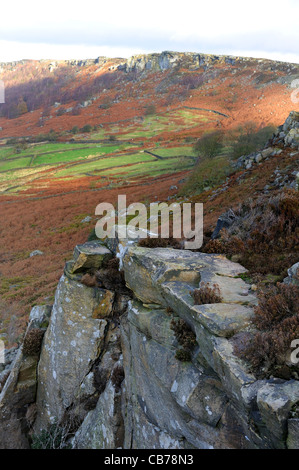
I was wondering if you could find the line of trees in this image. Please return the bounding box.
[193,123,276,161]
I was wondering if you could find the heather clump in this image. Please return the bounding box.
[191,282,222,304]
[23,328,45,356]
[170,318,197,362]
[80,257,132,296]
[234,283,299,380]
[138,236,182,249]
[203,189,299,279]
[95,257,131,295]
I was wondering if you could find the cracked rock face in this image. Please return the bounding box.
[2,236,298,449]
[35,275,108,430]
[73,359,124,449]
[0,305,52,449]
[120,300,245,449]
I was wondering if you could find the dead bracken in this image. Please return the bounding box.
[234,283,299,380]
[23,328,45,356]
[170,317,197,362]
[191,282,222,304]
[80,257,132,296]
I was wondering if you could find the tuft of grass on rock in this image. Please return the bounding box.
[171,318,197,362]
[23,328,45,356]
[191,282,222,304]
[175,349,192,362]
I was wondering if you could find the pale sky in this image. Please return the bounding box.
[0,0,298,63]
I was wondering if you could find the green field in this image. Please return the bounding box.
[0,142,87,160]
[85,109,211,141]
[99,156,195,178]
[0,157,32,171]
[0,143,134,170]
[0,107,215,193]
[0,139,195,193]
[150,146,194,157]
[54,152,155,177]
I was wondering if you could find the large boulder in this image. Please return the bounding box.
[35,275,108,430]
[123,247,256,337]
[284,262,299,287]
[6,237,296,450]
[71,241,112,274]
[123,247,249,304]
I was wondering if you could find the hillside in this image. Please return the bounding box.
[0,51,298,139]
[0,51,299,450]
[0,51,298,344]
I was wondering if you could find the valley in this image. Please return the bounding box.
[0,51,298,343]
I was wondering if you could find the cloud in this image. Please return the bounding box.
[0,0,298,63]
[0,41,150,62]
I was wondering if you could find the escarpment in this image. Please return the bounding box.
[1,50,298,74]
[1,228,299,449]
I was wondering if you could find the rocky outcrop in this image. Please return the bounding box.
[235,146,282,170]
[34,275,109,429]
[235,112,299,187]
[274,111,299,149]
[0,305,52,449]
[34,241,128,443]
[118,51,299,74]
[0,346,19,390]
[211,209,237,240]
[284,262,299,287]
[121,300,242,449]
[1,235,299,449]
[2,51,298,76]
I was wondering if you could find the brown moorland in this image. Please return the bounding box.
[0,53,298,344]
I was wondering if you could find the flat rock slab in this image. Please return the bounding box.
[71,241,112,273]
[199,272,257,305]
[123,247,256,338]
[162,281,254,338]
[123,247,248,306]
[192,303,254,337]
